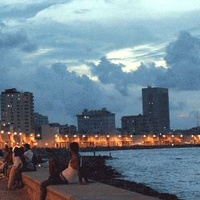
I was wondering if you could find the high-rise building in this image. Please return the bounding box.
[142,86,170,133]
[76,108,116,134]
[1,88,34,135]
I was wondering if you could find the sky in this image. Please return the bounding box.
[1,0,200,130]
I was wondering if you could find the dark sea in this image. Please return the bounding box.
[83,147,200,200]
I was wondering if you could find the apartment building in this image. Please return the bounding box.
[1,88,34,135]
[76,108,116,134]
[121,114,148,134]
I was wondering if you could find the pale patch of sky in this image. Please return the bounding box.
[140,0,200,13]
[24,48,53,60]
[106,42,168,72]
[67,64,99,81]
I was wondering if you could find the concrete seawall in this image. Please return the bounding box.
[22,168,160,200]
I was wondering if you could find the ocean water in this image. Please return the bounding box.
[83,147,200,200]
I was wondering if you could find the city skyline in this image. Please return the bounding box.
[1,1,200,130]
[0,86,178,132]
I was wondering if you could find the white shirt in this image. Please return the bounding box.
[24,149,33,161]
[61,161,78,183]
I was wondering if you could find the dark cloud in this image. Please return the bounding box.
[0,31,26,49]
[134,31,200,91]
[165,31,200,68]
[0,21,6,30]
[0,1,71,19]
[30,63,129,124]
[0,29,38,52]
[91,31,200,92]
[90,57,130,95]
[0,60,128,125]
[163,31,200,90]
[90,57,167,95]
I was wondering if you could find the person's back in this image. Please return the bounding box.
[23,143,33,160]
[23,143,37,171]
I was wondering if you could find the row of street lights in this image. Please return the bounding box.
[1,130,200,148]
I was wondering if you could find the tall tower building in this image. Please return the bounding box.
[1,88,34,135]
[142,86,170,133]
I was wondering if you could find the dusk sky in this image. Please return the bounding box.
[1,0,200,130]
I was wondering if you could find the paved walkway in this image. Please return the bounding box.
[0,176,28,200]
[1,172,159,200]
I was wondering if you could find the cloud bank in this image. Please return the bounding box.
[1,1,200,130]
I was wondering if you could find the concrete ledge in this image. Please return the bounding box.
[22,168,159,200]
[22,169,48,200]
[46,185,74,200]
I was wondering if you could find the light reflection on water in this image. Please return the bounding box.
[82,147,200,200]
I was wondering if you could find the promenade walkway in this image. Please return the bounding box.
[0,172,159,200]
[0,176,28,200]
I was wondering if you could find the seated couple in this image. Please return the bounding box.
[40,142,90,200]
[6,144,38,190]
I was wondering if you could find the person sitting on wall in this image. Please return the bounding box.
[0,146,13,176]
[40,142,82,200]
[7,146,24,190]
[23,143,38,171]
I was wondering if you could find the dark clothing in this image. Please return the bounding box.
[3,149,13,164]
[40,174,68,200]
[40,158,68,200]
[0,149,3,157]
[2,148,13,176]
[78,154,89,184]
